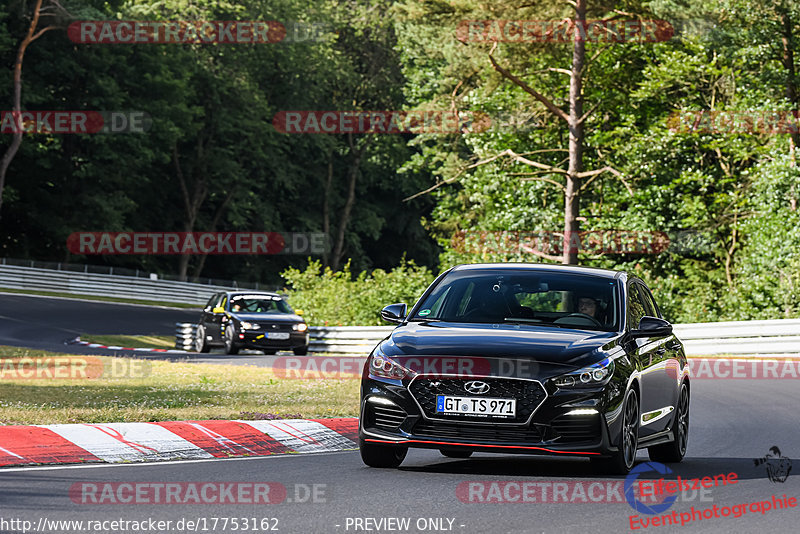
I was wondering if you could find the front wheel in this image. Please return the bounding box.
[195,325,210,353]
[594,388,639,475]
[293,346,309,356]
[359,439,407,468]
[224,325,240,355]
[648,383,689,463]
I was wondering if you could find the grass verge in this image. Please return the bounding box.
[0,346,359,425]
[0,287,200,309]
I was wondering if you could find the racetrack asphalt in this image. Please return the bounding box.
[0,293,310,367]
[0,375,798,534]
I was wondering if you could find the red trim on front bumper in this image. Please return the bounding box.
[363,438,601,455]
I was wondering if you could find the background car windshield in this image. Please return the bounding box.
[230,297,293,314]
[411,270,619,331]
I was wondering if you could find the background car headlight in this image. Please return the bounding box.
[368,349,415,381]
[293,323,308,332]
[552,357,614,388]
[240,321,259,330]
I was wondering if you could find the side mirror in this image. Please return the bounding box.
[380,303,407,324]
[631,316,673,337]
[295,309,304,316]
[212,306,225,314]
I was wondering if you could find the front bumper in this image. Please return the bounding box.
[238,331,309,350]
[359,375,624,457]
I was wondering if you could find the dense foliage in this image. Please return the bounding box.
[2,0,800,323]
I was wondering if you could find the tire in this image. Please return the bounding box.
[594,388,639,475]
[263,349,277,355]
[440,448,473,459]
[224,325,240,355]
[195,325,210,353]
[359,438,407,468]
[648,383,689,463]
[293,346,309,356]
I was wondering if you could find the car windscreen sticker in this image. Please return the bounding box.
[419,309,431,316]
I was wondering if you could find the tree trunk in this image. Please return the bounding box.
[331,140,362,271]
[562,0,587,265]
[780,7,799,149]
[322,150,334,267]
[173,143,207,281]
[190,186,237,281]
[0,0,55,222]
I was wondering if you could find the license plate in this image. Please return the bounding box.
[267,332,290,340]
[436,395,516,417]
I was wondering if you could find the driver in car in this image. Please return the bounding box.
[577,297,599,319]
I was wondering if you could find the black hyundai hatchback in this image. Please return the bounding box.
[359,264,690,474]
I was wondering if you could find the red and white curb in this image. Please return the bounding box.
[66,336,186,353]
[0,418,358,467]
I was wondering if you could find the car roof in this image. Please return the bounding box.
[450,262,626,280]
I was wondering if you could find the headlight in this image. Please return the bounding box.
[240,322,259,330]
[552,357,614,388]
[293,323,308,332]
[368,348,415,381]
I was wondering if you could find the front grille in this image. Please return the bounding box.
[412,420,543,443]
[369,404,408,431]
[409,377,547,424]
[550,415,600,443]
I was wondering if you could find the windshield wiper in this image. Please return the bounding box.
[503,318,567,328]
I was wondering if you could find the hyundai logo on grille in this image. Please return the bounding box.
[464,380,490,395]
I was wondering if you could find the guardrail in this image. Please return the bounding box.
[0,264,236,305]
[175,320,800,356]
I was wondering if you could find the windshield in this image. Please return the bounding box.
[229,295,293,314]
[410,269,619,331]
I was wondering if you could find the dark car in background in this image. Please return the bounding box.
[195,291,309,355]
[359,263,690,474]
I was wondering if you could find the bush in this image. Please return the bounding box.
[281,259,436,326]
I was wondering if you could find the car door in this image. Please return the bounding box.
[200,293,219,329]
[626,279,662,438]
[638,282,682,432]
[208,293,228,343]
